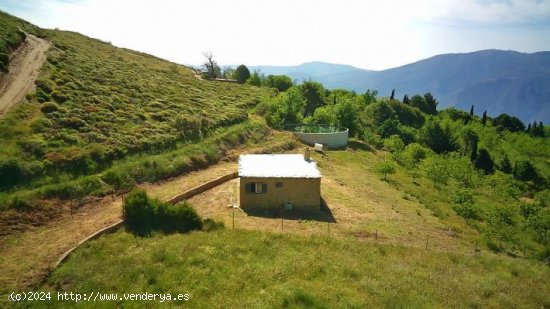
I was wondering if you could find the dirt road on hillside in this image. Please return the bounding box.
[0,34,49,116]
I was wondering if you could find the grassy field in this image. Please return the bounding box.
[38,228,549,308]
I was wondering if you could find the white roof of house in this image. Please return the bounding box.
[238,154,321,178]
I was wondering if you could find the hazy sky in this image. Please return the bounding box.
[1,0,549,70]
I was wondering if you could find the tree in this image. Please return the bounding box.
[300,82,325,117]
[470,140,478,162]
[264,87,306,128]
[498,154,513,174]
[531,121,544,137]
[310,105,336,125]
[423,93,438,115]
[247,70,262,86]
[421,155,449,187]
[376,161,396,181]
[202,52,221,79]
[452,188,479,220]
[481,110,488,126]
[526,123,532,133]
[361,89,378,105]
[384,135,405,153]
[485,206,516,249]
[334,98,358,136]
[377,119,400,138]
[365,101,396,127]
[492,113,525,132]
[475,148,494,174]
[514,160,539,182]
[526,207,550,242]
[402,94,410,104]
[390,89,395,100]
[469,105,474,116]
[460,128,479,158]
[222,66,235,79]
[265,75,293,92]
[234,64,250,84]
[409,93,438,115]
[419,120,457,154]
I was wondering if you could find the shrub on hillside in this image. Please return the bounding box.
[123,189,203,235]
[156,202,203,233]
[51,90,68,103]
[40,102,60,114]
[0,53,9,67]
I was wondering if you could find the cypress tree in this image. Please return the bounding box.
[470,140,478,162]
[499,154,513,174]
[402,94,410,104]
[481,110,487,126]
[475,148,494,174]
[390,89,395,100]
[470,105,474,116]
[531,121,544,137]
[526,123,531,133]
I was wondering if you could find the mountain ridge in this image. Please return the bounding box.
[244,50,550,123]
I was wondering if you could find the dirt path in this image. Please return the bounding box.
[0,161,237,294]
[0,34,49,116]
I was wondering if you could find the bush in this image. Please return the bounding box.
[123,189,155,234]
[0,158,33,189]
[35,79,54,94]
[156,202,203,233]
[35,88,50,103]
[51,90,68,103]
[123,189,203,235]
[0,53,9,67]
[40,102,60,114]
[202,218,225,231]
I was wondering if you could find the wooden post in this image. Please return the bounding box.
[425,235,429,250]
[232,212,235,230]
[281,217,284,231]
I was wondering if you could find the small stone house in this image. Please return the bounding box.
[238,150,321,212]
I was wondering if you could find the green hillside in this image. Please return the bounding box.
[0,20,273,210]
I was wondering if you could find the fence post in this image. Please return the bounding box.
[425,235,429,250]
[232,212,235,230]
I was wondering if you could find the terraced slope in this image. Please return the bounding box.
[0,22,273,197]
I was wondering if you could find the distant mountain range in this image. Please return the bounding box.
[246,50,550,123]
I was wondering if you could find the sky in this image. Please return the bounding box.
[1,0,549,70]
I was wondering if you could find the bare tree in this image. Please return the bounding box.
[202,51,221,79]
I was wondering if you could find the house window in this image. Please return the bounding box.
[275,181,283,188]
[246,182,267,194]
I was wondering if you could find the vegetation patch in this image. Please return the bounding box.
[42,229,549,308]
[123,189,203,235]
